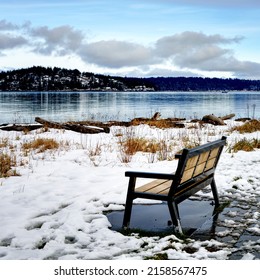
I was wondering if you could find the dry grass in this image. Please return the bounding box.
[121,137,159,155]
[22,138,59,153]
[117,130,176,163]
[118,137,158,163]
[232,138,260,152]
[130,119,182,129]
[1,135,60,178]
[231,119,260,134]
[0,138,9,148]
[0,153,17,178]
[86,142,102,167]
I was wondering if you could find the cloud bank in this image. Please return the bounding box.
[1,20,260,79]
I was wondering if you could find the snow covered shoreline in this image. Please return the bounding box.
[0,121,259,260]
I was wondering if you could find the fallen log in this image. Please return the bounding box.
[202,114,225,125]
[35,117,110,134]
[235,118,251,122]
[219,113,235,120]
[35,117,63,129]
[0,124,42,132]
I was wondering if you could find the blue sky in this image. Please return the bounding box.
[1,0,260,79]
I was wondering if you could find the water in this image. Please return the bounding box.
[0,91,259,123]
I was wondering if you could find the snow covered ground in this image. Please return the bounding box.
[0,121,259,260]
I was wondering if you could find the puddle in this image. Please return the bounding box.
[106,194,259,259]
[107,197,259,259]
[107,199,217,236]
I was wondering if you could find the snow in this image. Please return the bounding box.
[0,121,259,260]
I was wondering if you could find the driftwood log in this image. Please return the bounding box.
[201,113,235,125]
[235,118,251,122]
[191,113,235,125]
[220,114,235,120]
[202,114,225,125]
[0,124,42,132]
[35,117,110,134]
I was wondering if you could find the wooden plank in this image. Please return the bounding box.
[209,147,219,159]
[158,181,174,195]
[197,151,210,164]
[180,168,195,183]
[185,155,199,170]
[193,162,206,176]
[136,179,168,192]
[156,180,172,194]
[136,179,172,194]
[205,158,216,171]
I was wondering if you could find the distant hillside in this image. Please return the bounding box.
[0,66,260,91]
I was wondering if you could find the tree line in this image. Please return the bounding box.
[0,66,260,91]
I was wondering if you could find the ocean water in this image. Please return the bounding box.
[0,91,259,123]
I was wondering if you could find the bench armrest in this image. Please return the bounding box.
[125,171,175,180]
[175,154,182,159]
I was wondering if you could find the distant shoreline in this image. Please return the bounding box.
[1,90,260,93]
[1,66,260,92]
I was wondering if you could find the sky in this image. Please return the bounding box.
[1,0,260,79]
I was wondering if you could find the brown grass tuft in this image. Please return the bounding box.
[232,138,260,152]
[0,153,17,178]
[22,138,59,153]
[130,119,181,129]
[231,119,260,134]
[121,137,159,155]
[0,138,9,148]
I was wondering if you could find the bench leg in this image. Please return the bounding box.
[122,176,136,229]
[122,196,133,229]
[167,201,183,234]
[211,178,220,207]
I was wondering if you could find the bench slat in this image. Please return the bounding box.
[209,147,219,159]
[180,168,194,183]
[185,155,199,169]
[136,179,172,195]
[205,157,217,171]
[198,151,210,164]
[193,162,206,176]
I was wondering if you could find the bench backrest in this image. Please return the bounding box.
[170,136,227,196]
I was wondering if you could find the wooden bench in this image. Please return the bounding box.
[122,136,227,233]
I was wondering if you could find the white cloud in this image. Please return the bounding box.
[156,32,241,54]
[0,34,28,50]
[78,40,155,68]
[0,20,19,31]
[29,25,84,55]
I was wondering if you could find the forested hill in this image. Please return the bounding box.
[0,66,260,91]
